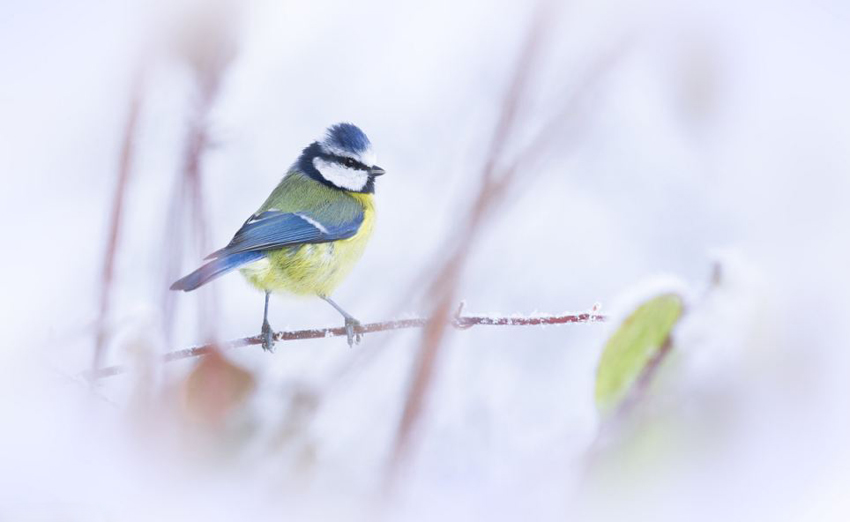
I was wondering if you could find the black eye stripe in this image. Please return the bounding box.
[328,154,368,171]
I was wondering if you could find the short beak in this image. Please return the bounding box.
[369,165,386,177]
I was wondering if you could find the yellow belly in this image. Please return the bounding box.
[239,194,375,297]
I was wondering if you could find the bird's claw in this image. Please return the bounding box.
[261,320,275,352]
[344,317,362,348]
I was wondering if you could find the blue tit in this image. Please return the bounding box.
[171,123,385,350]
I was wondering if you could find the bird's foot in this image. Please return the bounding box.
[344,317,362,348]
[261,320,275,352]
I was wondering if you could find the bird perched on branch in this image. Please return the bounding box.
[171,123,385,350]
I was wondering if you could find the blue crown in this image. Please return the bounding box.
[324,123,371,154]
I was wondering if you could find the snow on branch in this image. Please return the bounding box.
[84,308,606,380]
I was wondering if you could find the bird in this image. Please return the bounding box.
[170,123,385,351]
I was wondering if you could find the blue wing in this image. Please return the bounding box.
[206,210,364,259]
[171,210,363,292]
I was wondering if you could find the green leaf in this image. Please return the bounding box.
[595,293,684,414]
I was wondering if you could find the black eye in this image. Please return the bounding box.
[344,158,356,168]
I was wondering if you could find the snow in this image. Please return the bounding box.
[600,273,690,332]
[3,0,850,520]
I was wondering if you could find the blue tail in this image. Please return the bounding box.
[170,251,265,291]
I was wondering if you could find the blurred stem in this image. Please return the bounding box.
[161,71,222,346]
[91,69,144,376]
[381,2,629,489]
[383,0,555,489]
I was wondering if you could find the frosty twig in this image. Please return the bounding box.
[84,309,605,380]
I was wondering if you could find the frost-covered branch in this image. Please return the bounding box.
[84,309,605,380]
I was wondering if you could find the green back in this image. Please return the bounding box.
[258,170,364,226]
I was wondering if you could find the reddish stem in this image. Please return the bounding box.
[92,73,143,375]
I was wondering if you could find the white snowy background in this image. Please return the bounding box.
[2,0,850,520]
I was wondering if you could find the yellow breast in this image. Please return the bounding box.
[239,193,375,297]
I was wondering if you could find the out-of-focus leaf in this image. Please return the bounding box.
[181,349,255,427]
[595,293,684,414]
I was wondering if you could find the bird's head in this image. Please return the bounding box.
[297,123,386,193]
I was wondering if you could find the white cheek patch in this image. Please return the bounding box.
[313,157,369,191]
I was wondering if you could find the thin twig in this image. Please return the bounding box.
[382,4,631,488]
[82,311,605,380]
[92,68,144,375]
[385,0,559,487]
[161,16,235,345]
